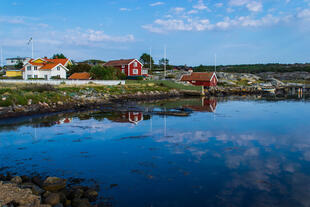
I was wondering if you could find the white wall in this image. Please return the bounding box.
[0,79,125,85]
[23,65,67,80]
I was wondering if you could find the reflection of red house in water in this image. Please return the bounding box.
[56,118,72,124]
[180,72,218,87]
[185,98,217,112]
[109,112,144,125]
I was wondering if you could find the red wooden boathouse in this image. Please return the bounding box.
[180,72,218,87]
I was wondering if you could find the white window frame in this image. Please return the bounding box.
[133,69,138,74]
[27,75,32,79]
[34,66,38,70]
[122,65,125,69]
[27,66,31,71]
[57,66,60,71]
[133,62,138,67]
[34,75,38,78]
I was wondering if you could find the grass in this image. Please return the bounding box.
[0,81,183,107]
[126,80,202,91]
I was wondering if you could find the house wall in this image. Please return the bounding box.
[23,65,67,80]
[128,60,142,76]
[6,70,22,77]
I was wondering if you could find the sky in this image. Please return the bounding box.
[0,0,310,66]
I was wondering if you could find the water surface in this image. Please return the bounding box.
[0,97,310,207]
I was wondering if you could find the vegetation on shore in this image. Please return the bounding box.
[0,81,186,107]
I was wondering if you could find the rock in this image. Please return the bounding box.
[32,185,45,195]
[32,176,44,187]
[10,176,22,184]
[44,193,60,206]
[57,101,63,106]
[40,205,52,207]
[72,198,91,207]
[28,99,32,105]
[83,189,98,202]
[21,175,31,183]
[43,177,67,192]
[53,204,63,207]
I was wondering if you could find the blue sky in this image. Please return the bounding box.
[0,0,310,66]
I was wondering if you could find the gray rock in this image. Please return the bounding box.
[32,185,45,195]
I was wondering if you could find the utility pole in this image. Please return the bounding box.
[164,45,167,79]
[214,53,217,72]
[149,47,152,71]
[0,47,3,68]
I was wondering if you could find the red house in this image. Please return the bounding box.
[104,59,147,77]
[180,72,218,87]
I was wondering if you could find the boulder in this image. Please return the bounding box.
[44,193,60,206]
[43,177,67,192]
[32,185,45,195]
[83,189,98,202]
[10,176,22,184]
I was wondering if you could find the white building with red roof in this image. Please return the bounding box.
[22,57,72,80]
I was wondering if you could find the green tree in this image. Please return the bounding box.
[90,65,126,80]
[159,58,169,66]
[67,64,92,76]
[15,60,24,69]
[139,53,154,69]
[52,53,67,59]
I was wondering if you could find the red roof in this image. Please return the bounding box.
[22,58,69,70]
[104,59,135,67]
[181,72,216,81]
[68,72,91,80]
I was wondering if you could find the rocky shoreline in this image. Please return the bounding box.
[0,174,99,207]
[0,90,182,119]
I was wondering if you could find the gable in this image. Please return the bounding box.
[32,58,45,63]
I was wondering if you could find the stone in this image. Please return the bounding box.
[32,176,44,187]
[21,175,31,183]
[83,189,98,202]
[43,177,67,192]
[72,198,91,207]
[32,185,45,195]
[44,193,60,206]
[53,204,64,207]
[10,176,22,184]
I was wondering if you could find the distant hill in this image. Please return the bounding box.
[78,59,106,65]
[193,63,310,73]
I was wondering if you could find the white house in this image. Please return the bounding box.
[22,58,71,80]
[6,57,31,66]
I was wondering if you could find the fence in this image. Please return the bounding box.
[0,79,125,85]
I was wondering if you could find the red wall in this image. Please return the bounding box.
[114,60,143,77]
[188,75,217,87]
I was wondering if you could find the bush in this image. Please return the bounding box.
[22,84,57,92]
[90,65,125,80]
[50,76,62,80]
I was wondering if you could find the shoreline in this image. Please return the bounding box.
[0,84,307,120]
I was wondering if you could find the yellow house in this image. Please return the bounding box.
[6,70,23,77]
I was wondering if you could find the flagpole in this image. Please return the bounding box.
[164,45,166,79]
[32,39,34,59]
[149,47,152,71]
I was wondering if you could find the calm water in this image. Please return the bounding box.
[1,97,310,207]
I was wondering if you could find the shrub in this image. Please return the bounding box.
[22,84,57,92]
[90,65,125,80]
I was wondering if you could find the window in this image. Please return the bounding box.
[34,75,38,78]
[133,62,138,67]
[133,69,138,74]
[27,75,32,79]
[57,66,60,71]
[122,69,125,73]
[11,60,14,63]
[122,65,125,69]
[44,75,48,80]
[27,66,31,71]
[34,66,38,70]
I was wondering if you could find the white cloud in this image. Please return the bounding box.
[143,14,285,33]
[150,2,164,7]
[188,10,199,14]
[246,1,263,12]
[229,0,263,12]
[193,0,210,11]
[215,3,224,8]
[172,7,186,13]
[297,9,310,20]
[119,8,131,11]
